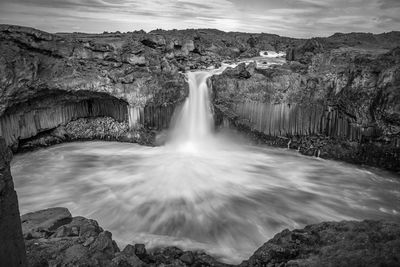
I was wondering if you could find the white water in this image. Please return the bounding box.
[259,51,286,58]
[11,68,400,264]
[167,70,217,150]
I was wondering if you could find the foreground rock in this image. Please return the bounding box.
[22,208,400,267]
[22,207,227,267]
[0,138,27,266]
[242,220,400,267]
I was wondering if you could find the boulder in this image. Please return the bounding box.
[21,207,72,239]
[242,220,400,267]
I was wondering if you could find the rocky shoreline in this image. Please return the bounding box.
[21,207,400,267]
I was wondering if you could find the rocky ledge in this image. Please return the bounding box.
[17,116,155,152]
[22,207,400,267]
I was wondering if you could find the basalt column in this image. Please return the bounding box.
[0,92,129,148]
[232,101,362,140]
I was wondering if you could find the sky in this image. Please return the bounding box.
[0,0,399,38]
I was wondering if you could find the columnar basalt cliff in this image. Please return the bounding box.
[211,33,400,172]
[0,25,300,150]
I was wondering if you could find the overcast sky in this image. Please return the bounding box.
[0,0,399,37]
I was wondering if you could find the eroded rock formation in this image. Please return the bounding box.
[21,207,400,267]
[0,138,27,266]
[0,25,191,149]
[211,35,400,171]
[0,25,302,150]
[242,220,400,267]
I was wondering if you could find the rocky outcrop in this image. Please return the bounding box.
[17,116,155,151]
[211,42,400,171]
[22,207,120,267]
[0,25,190,149]
[0,137,27,266]
[242,220,400,267]
[0,25,303,149]
[21,207,400,267]
[0,95,128,149]
[21,207,227,267]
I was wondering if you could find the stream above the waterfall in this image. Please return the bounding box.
[10,64,400,264]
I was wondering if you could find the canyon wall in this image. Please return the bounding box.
[0,25,302,149]
[0,98,128,147]
[212,39,400,171]
[0,138,27,266]
[232,101,361,140]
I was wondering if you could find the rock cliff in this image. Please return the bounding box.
[211,33,400,172]
[0,25,299,150]
[0,138,27,266]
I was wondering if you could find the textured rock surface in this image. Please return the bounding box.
[0,25,191,148]
[17,116,155,151]
[0,137,27,266]
[22,208,120,267]
[21,208,400,267]
[211,35,400,171]
[0,25,302,149]
[242,220,400,267]
[21,207,228,267]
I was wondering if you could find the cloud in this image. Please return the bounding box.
[0,0,398,37]
[379,0,400,9]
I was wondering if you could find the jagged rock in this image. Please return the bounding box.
[223,63,251,79]
[16,207,400,267]
[134,244,147,258]
[242,220,400,267]
[21,207,72,239]
[0,138,27,266]
[17,116,157,151]
[211,46,400,172]
[22,209,121,267]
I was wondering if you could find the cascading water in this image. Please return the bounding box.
[10,66,400,263]
[167,71,215,150]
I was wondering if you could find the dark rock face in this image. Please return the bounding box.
[0,137,27,266]
[21,207,228,267]
[21,208,400,267]
[0,25,191,149]
[22,208,120,267]
[211,36,400,172]
[0,25,301,149]
[242,220,400,267]
[17,116,156,151]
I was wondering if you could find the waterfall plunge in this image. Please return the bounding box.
[12,64,400,264]
[167,68,226,152]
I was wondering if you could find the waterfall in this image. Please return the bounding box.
[167,67,226,151]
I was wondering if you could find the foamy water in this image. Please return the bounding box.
[10,66,400,264]
[11,139,400,263]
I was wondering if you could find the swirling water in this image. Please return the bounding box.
[11,68,400,264]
